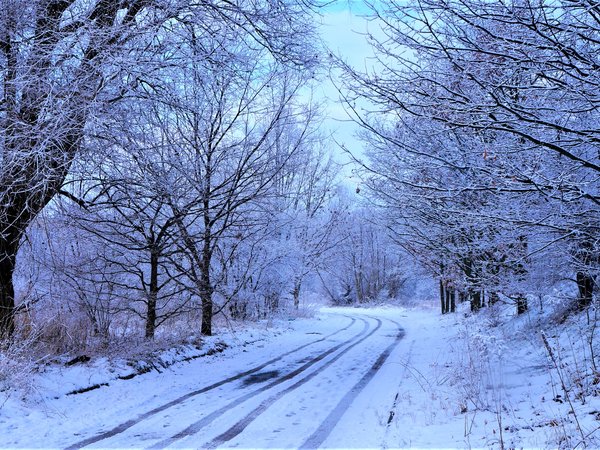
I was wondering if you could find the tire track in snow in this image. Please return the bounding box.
[149,317,376,450]
[201,317,387,450]
[65,314,357,450]
[299,317,405,449]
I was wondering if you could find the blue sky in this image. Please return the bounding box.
[315,4,383,185]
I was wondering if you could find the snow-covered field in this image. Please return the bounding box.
[2,304,599,449]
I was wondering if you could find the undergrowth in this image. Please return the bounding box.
[450,298,600,449]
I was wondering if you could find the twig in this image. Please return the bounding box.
[541,331,587,447]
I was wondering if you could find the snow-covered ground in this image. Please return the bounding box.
[2,304,599,449]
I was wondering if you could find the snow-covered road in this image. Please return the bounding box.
[6,308,413,449]
[7,305,597,449]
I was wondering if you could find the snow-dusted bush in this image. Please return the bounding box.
[0,331,42,406]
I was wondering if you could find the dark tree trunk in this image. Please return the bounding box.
[145,251,159,339]
[0,221,26,339]
[470,289,481,312]
[293,279,302,309]
[444,286,451,313]
[0,249,16,338]
[439,279,446,314]
[201,291,213,336]
[516,295,528,315]
[173,200,214,335]
[514,235,529,315]
[200,225,213,336]
[449,289,456,313]
[489,292,500,306]
[464,258,481,312]
[0,187,68,339]
[576,271,595,310]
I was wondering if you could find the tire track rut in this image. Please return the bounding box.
[65,314,357,450]
[148,316,373,449]
[201,317,387,449]
[300,317,405,449]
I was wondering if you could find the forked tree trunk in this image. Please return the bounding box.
[444,286,452,313]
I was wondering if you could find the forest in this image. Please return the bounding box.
[0,0,599,448]
[342,0,600,319]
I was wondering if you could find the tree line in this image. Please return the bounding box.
[342,0,599,314]
[0,0,409,347]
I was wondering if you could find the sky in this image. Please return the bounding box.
[314,4,383,186]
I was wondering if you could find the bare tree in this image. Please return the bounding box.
[0,0,157,337]
[317,202,404,306]
[161,63,317,335]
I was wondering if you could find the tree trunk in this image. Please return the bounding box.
[489,292,500,306]
[444,286,452,313]
[516,295,528,315]
[0,196,60,339]
[0,248,16,338]
[576,271,595,310]
[464,258,481,312]
[201,292,213,336]
[293,279,302,309]
[171,205,214,335]
[200,230,213,336]
[354,269,364,303]
[514,235,529,315]
[145,250,159,339]
[470,289,481,312]
[439,279,446,314]
[449,289,456,313]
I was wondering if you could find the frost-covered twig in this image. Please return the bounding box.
[541,331,586,447]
